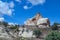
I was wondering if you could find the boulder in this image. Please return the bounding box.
[24,12,50,28]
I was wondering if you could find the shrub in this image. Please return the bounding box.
[45,31,60,40]
[33,29,41,38]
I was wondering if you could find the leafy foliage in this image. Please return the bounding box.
[51,22,59,30]
[33,29,41,38]
[10,26,17,29]
[2,21,8,27]
[10,25,19,32]
[45,31,60,40]
[10,24,19,29]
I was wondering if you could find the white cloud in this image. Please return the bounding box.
[23,0,45,10]
[23,5,32,10]
[8,22,15,25]
[15,0,21,3]
[9,1,14,8]
[7,9,12,16]
[28,0,45,5]
[0,17,4,21]
[0,1,14,16]
[8,22,18,25]
[23,6,29,9]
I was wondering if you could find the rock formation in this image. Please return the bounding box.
[24,12,50,28]
[0,24,13,40]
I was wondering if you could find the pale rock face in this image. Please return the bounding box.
[24,18,35,25]
[24,13,40,25]
[25,21,35,25]
[37,18,48,25]
[18,28,35,38]
[21,31,33,37]
[0,25,12,40]
[24,13,50,28]
[0,17,4,22]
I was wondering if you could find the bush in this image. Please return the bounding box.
[10,26,17,29]
[33,29,41,38]
[45,31,60,40]
[51,22,59,30]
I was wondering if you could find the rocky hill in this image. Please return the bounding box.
[24,12,50,28]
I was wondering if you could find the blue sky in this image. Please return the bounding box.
[0,0,60,25]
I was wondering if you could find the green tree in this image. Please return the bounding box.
[10,24,19,29]
[51,22,59,30]
[45,31,60,40]
[2,21,8,27]
[0,21,2,25]
[10,26,17,29]
[33,29,41,38]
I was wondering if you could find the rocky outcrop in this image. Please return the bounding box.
[24,12,50,28]
[18,27,36,38]
[0,25,13,40]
